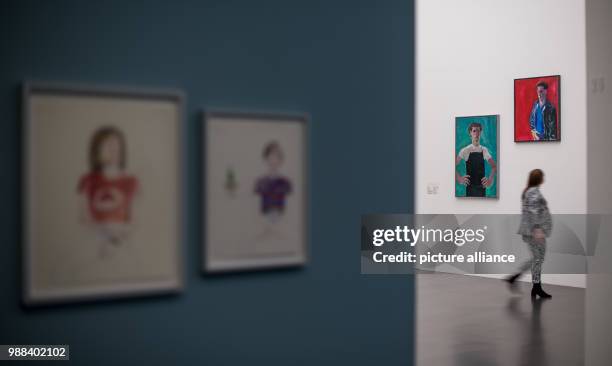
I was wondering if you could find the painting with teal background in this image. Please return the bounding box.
[455,115,498,198]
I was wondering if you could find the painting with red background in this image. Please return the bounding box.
[514,75,560,141]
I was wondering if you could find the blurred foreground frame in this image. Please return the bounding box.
[22,81,185,306]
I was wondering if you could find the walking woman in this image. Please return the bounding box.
[505,169,552,298]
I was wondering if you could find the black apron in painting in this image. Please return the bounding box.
[466,151,486,197]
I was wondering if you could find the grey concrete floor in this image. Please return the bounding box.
[417,272,585,366]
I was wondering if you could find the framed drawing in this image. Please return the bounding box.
[203,109,308,272]
[23,82,184,305]
[455,115,499,198]
[514,75,561,142]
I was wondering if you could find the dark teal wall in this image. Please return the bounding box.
[0,1,415,365]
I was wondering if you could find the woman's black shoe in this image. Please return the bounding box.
[504,273,521,293]
[531,283,552,299]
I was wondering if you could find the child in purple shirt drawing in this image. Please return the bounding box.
[254,141,292,222]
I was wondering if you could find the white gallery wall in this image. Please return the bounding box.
[416,0,587,287]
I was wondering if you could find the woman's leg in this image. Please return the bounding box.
[517,235,536,275]
[527,237,551,298]
[526,237,546,284]
[504,235,535,290]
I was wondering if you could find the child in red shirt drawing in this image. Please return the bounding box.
[78,126,139,255]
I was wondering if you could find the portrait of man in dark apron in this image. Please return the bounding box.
[455,122,497,197]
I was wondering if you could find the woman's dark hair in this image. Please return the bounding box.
[262,141,283,160]
[89,126,126,172]
[522,169,544,198]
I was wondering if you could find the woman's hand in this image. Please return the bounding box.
[533,228,545,244]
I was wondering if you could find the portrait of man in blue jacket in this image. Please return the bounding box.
[529,81,558,141]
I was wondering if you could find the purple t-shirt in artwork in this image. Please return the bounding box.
[254,175,292,214]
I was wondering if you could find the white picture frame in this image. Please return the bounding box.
[23,82,184,305]
[203,109,309,272]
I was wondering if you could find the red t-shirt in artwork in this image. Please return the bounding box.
[77,172,139,223]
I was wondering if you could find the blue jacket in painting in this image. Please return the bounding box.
[529,100,557,140]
